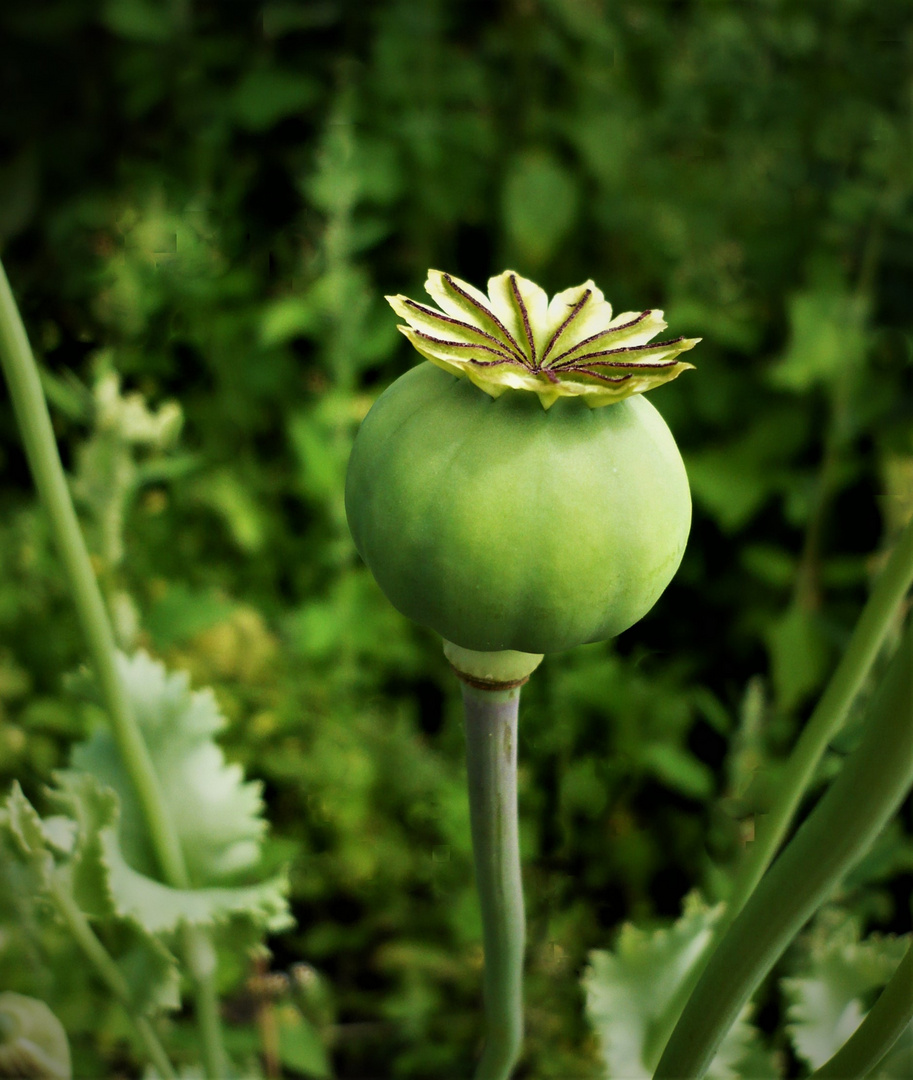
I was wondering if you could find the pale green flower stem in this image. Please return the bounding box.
[811,938,913,1079]
[48,878,177,1080]
[646,514,913,1069]
[654,620,913,1079]
[0,259,227,1080]
[460,680,526,1080]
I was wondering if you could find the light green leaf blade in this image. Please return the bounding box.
[502,149,579,266]
[230,69,319,132]
[783,907,910,1071]
[769,288,868,392]
[70,651,267,885]
[0,778,182,1017]
[765,602,832,713]
[102,832,292,936]
[276,1003,332,1079]
[1,782,56,886]
[583,892,777,1079]
[51,768,290,939]
[64,653,292,939]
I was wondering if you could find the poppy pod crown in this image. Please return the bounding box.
[386,269,699,410]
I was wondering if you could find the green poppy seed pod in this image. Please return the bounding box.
[345,270,698,656]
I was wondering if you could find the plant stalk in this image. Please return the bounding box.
[654,620,913,1079]
[460,680,526,1080]
[646,515,913,1068]
[728,514,913,916]
[810,939,913,1079]
[49,879,177,1080]
[0,259,228,1079]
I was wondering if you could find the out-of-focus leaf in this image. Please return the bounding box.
[685,409,812,531]
[0,147,38,242]
[765,603,831,712]
[101,0,174,42]
[502,150,579,266]
[686,450,774,532]
[638,743,715,800]
[283,568,422,676]
[741,544,797,588]
[0,780,182,1016]
[259,297,319,347]
[783,907,910,1070]
[880,453,913,537]
[144,584,237,650]
[231,69,320,131]
[584,892,776,1079]
[69,652,272,886]
[262,2,340,38]
[770,289,868,392]
[276,1003,332,1078]
[187,470,266,554]
[0,992,71,1080]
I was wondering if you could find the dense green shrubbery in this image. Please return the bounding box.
[1,1,910,1076]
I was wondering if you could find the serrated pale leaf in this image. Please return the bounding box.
[783,907,910,1070]
[0,779,182,1017]
[104,837,292,936]
[70,651,266,885]
[1,783,56,886]
[50,767,291,939]
[583,892,776,1079]
[276,1003,332,1079]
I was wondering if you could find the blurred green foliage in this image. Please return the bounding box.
[0,0,911,1076]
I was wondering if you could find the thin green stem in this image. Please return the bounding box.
[729,515,913,915]
[0,259,228,1079]
[654,621,913,1079]
[646,516,913,1068]
[810,940,913,1079]
[181,928,226,1077]
[0,261,186,890]
[49,879,177,1080]
[461,680,526,1080]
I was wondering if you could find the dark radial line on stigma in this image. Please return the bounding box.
[566,369,634,384]
[442,274,529,366]
[550,337,687,370]
[404,299,527,363]
[413,331,528,366]
[540,290,592,367]
[547,310,654,367]
[559,357,682,373]
[509,274,537,367]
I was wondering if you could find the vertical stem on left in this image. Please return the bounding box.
[0,259,228,1079]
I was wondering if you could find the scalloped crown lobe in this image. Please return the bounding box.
[386,269,699,409]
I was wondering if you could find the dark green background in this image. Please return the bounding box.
[1,1,911,1076]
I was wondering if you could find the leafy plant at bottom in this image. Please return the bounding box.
[783,907,911,1075]
[68,650,290,904]
[1,778,181,1014]
[583,892,777,1079]
[0,648,293,1075]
